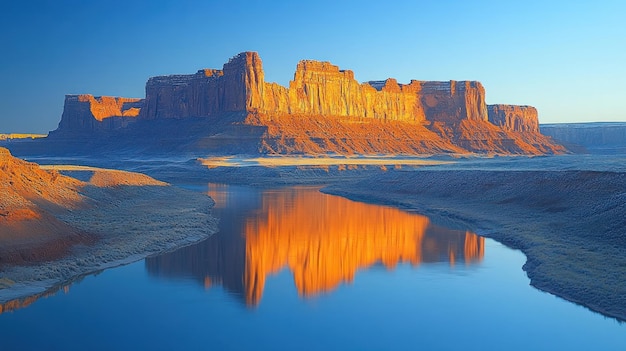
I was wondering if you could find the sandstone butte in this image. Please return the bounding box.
[49,52,565,155]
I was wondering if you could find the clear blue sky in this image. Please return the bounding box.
[1,0,625,133]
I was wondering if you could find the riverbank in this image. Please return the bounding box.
[0,154,218,304]
[1,183,218,304]
[322,169,626,321]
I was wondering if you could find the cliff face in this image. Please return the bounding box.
[488,105,539,133]
[55,95,143,133]
[418,81,487,123]
[50,51,564,155]
[140,52,261,120]
[258,62,426,122]
[255,60,487,124]
[138,53,488,126]
[242,55,552,154]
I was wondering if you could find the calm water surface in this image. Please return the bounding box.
[1,184,624,350]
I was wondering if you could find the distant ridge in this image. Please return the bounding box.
[541,122,626,153]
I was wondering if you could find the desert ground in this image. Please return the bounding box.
[0,148,218,303]
[1,150,625,322]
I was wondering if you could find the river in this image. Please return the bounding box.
[1,184,624,350]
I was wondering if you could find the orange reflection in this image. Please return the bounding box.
[242,189,428,303]
[3,186,484,313]
[0,282,72,315]
[206,183,230,209]
[241,188,483,305]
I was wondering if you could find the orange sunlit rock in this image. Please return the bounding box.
[56,94,143,132]
[76,95,143,121]
[488,105,539,133]
[51,52,564,155]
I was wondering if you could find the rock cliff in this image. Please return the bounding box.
[141,53,486,125]
[258,61,428,122]
[54,94,143,134]
[49,51,564,155]
[488,105,539,133]
[140,52,261,120]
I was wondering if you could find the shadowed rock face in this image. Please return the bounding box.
[140,52,261,119]
[55,95,143,133]
[49,51,564,155]
[488,105,539,133]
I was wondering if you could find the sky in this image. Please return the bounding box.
[1,0,625,133]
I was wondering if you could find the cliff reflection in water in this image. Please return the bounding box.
[145,184,484,306]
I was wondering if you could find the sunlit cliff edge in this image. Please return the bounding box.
[45,52,564,155]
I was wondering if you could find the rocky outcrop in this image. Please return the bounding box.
[418,81,487,123]
[258,62,428,122]
[54,95,143,134]
[138,53,488,126]
[140,52,261,120]
[48,51,564,155]
[488,105,539,133]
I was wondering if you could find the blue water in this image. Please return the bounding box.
[0,185,624,351]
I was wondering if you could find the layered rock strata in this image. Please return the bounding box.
[138,54,488,125]
[140,52,262,119]
[487,105,539,133]
[54,94,143,133]
[50,52,564,155]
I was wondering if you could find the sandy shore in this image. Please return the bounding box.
[0,165,218,304]
[196,155,626,321]
[4,152,624,321]
[322,169,626,321]
[199,155,452,168]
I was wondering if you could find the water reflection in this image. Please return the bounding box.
[145,185,484,306]
[0,281,74,315]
